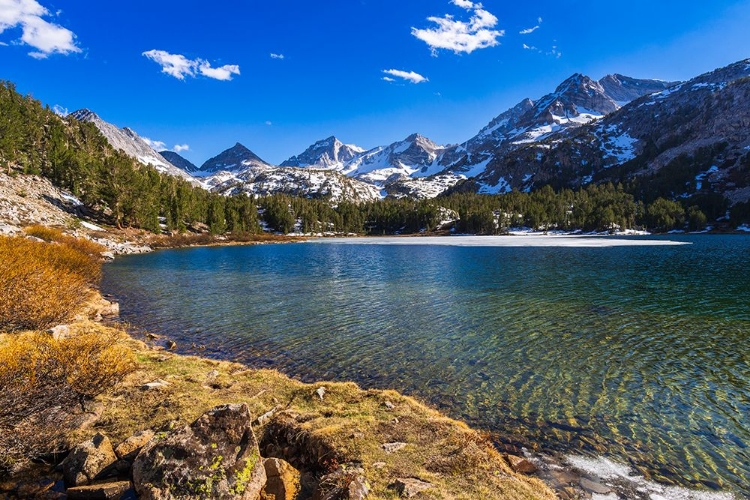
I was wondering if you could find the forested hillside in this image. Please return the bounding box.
[0,81,258,235]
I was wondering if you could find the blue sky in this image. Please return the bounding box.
[2,0,750,166]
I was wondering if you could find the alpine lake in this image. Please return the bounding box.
[102,234,750,497]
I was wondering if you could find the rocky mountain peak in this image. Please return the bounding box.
[69,108,101,122]
[68,109,197,184]
[281,136,364,169]
[199,143,269,174]
[598,74,677,104]
[160,151,199,174]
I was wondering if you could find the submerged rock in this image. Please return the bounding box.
[132,403,266,499]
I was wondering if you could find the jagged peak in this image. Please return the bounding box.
[69,108,100,121]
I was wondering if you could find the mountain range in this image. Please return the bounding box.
[70,58,750,205]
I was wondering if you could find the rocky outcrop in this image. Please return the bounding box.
[132,403,266,499]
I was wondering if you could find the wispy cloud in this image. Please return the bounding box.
[382,76,396,82]
[52,104,68,117]
[382,69,428,84]
[143,137,167,151]
[270,53,284,59]
[412,1,504,55]
[173,144,190,153]
[265,121,273,126]
[142,49,240,81]
[522,41,562,59]
[0,0,81,58]
[520,17,543,35]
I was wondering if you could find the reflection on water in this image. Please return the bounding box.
[102,235,750,496]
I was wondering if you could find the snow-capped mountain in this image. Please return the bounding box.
[471,59,750,201]
[199,143,381,202]
[272,74,675,198]
[198,143,271,175]
[206,165,382,202]
[160,151,199,174]
[281,136,365,168]
[69,109,196,183]
[436,73,676,188]
[341,134,447,184]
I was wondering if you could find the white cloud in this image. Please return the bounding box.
[142,49,240,81]
[270,53,284,59]
[52,104,68,116]
[143,137,167,151]
[451,0,474,9]
[522,43,536,50]
[382,76,396,82]
[173,144,189,153]
[197,61,240,81]
[265,121,272,126]
[382,69,428,84]
[412,2,504,55]
[0,0,80,58]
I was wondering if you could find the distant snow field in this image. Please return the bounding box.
[312,235,689,248]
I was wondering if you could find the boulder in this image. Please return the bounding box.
[391,478,432,498]
[132,403,266,499]
[65,481,132,499]
[62,433,118,487]
[114,430,154,461]
[263,458,300,500]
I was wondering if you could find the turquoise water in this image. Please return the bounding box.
[102,235,750,496]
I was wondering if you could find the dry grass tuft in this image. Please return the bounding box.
[0,324,136,474]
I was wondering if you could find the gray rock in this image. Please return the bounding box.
[381,442,407,454]
[132,403,266,500]
[62,433,117,487]
[141,379,169,390]
[391,478,432,498]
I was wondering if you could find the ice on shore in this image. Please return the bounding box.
[312,235,690,248]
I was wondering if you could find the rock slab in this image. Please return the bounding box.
[66,481,132,499]
[132,403,266,499]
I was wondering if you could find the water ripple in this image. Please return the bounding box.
[102,236,750,497]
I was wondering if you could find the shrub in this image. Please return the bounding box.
[24,225,107,260]
[0,236,99,331]
[0,327,136,473]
